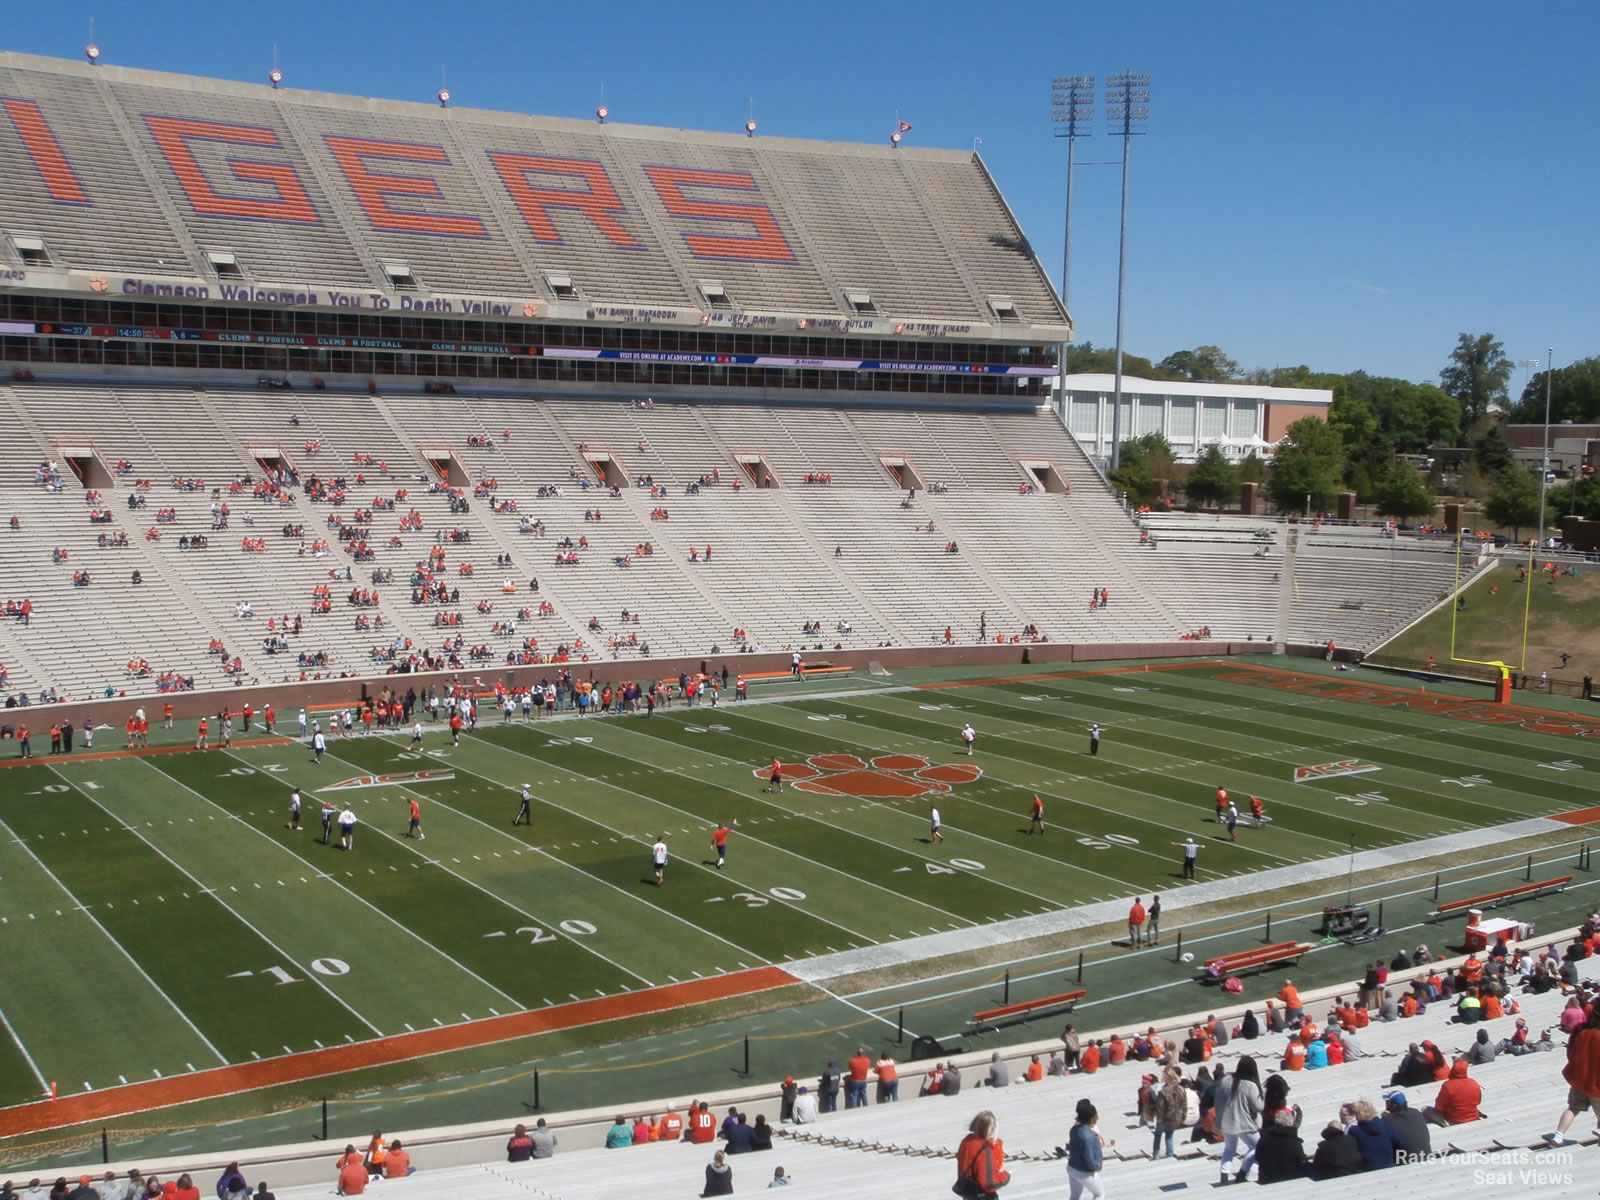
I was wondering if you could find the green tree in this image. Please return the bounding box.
[1184,444,1239,509]
[1483,464,1551,540]
[1237,451,1267,484]
[1107,432,1173,505]
[1267,416,1346,513]
[1546,474,1600,520]
[1158,345,1241,382]
[1328,390,1380,453]
[1456,461,1491,502]
[1471,422,1515,475]
[1347,461,1377,502]
[1373,462,1436,522]
[1340,372,1460,452]
[1063,341,1168,379]
[1511,356,1600,424]
[1439,332,1512,426]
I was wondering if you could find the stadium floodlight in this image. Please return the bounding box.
[746,119,758,136]
[1104,70,1151,471]
[1538,346,1554,550]
[85,43,100,64]
[597,105,609,123]
[1049,75,1094,314]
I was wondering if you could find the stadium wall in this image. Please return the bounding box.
[4,643,1277,734]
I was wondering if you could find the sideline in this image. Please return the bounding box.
[784,813,1572,983]
[0,967,796,1138]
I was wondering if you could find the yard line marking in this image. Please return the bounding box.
[459,741,935,942]
[977,673,1532,829]
[0,811,228,1068]
[327,757,768,981]
[51,767,383,1040]
[0,1003,48,1093]
[745,698,1195,882]
[158,752,530,1012]
[641,710,1095,911]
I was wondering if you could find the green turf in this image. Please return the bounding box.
[1,658,1597,1116]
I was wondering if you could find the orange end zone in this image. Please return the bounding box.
[0,966,798,1138]
[1549,807,1600,825]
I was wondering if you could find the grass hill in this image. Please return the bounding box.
[1379,561,1600,679]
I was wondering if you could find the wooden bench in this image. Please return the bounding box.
[1430,875,1573,920]
[1200,941,1313,980]
[969,988,1085,1031]
[742,664,850,682]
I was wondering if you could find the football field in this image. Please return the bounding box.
[2,658,1596,1123]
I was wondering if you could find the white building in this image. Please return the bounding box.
[1055,374,1333,464]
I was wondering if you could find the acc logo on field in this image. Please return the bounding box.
[1292,759,1379,783]
[323,769,456,791]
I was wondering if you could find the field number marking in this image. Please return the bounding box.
[1076,833,1140,851]
[486,921,601,944]
[1337,791,1390,806]
[227,958,348,984]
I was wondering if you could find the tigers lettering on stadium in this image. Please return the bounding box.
[2,107,796,264]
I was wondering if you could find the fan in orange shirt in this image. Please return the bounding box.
[1281,1039,1307,1071]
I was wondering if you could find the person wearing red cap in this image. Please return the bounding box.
[66,1176,99,1200]
[779,1076,797,1122]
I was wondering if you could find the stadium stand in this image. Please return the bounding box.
[1,380,1490,699]
[90,936,1584,1200]
[0,53,1583,1200]
[0,53,1474,704]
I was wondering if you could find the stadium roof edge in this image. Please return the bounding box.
[0,50,981,163]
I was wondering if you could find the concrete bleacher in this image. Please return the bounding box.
[0,380,1481,697]
[102,77,377,289]
[0,63,192,272]
[241,941,1590,1200]
[0,52,1069,331]
[903,157,1063,327]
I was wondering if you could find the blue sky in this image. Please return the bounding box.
[6,1,1596,387]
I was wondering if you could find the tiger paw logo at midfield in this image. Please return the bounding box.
[754,753,982,797]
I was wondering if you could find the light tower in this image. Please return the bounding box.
[1050,75,1095,428]
[1049,76,1095,317]
[1537,347,1554,550]
[1104,70,1150,471]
